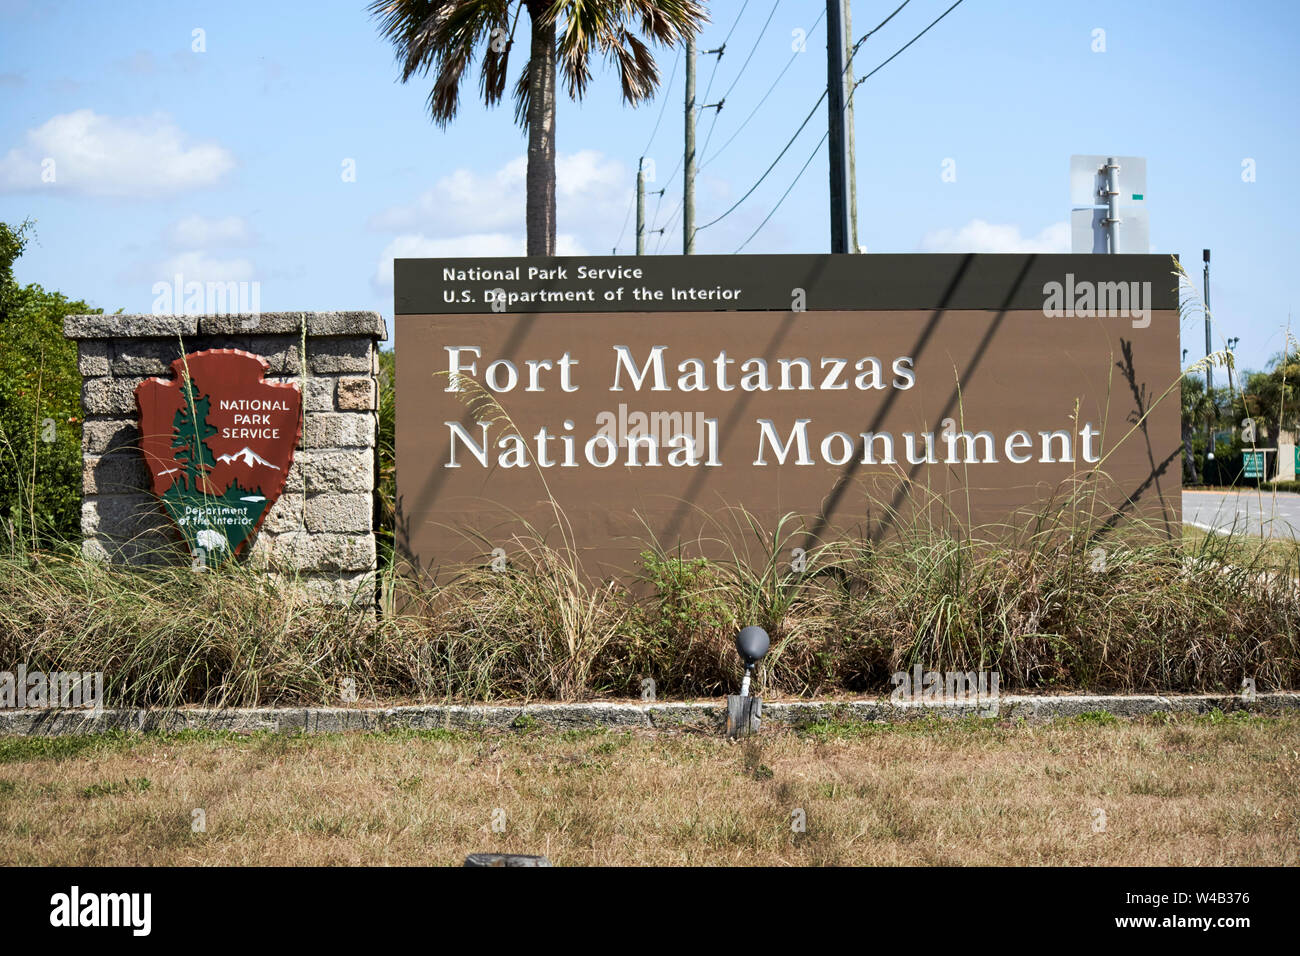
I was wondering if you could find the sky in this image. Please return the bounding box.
[1,0,1297,371]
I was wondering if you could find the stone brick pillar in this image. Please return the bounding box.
[62,312,385,604]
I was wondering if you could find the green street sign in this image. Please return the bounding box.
[1243,451,1266,479]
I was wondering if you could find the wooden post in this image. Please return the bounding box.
[726,695,761,738]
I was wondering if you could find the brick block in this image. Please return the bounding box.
[262,493,305,533]
[248,531,376,572]
[305,493,372,533]
[83,454,150,495]
[336,377,376,410]
[303,412,375,449]
[308,338,371,374]
[301,449,373,493]
[78,341,110,376]
[82,377,145,416]
[82,418,140,455]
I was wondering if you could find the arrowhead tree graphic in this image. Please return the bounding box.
[170,381,218,493]
[136,349,301,563]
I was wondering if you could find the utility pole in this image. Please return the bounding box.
[1203,248,1214,462]
[1102,157,1121,253]
[844,1,858,253]
[825,0,852,254]
[683,33,696,254]
[636,159,646,255]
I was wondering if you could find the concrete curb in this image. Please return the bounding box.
[1,693,1297,736]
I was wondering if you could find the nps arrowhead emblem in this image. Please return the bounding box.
[135,349,301,563]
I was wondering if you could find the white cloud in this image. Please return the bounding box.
[156,251,257,283]
[166,215,255,248]
[918,219,1069,254]
[555,149,625,207]
[372,232,586,292]
[370,150,627,237]
[0,109,235,197]
[367,150,628,292]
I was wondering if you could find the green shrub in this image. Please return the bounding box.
[602,551,739,697]
[0,220,104,547]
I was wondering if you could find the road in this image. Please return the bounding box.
[1183,489,1300,539]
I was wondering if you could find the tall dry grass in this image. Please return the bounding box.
[0,548,384,708]
[3,487,1298,709]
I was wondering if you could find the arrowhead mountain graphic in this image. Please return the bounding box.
[218,447,282,470]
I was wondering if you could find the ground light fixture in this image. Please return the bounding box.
[735,626,770,697]
[727,626,769,739]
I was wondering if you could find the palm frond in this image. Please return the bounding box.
[369,0,515,124]
[551,0,706,105]
[370,0,707,123]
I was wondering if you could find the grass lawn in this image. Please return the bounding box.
[1183,524,1300,573]
[2,711,1297,866]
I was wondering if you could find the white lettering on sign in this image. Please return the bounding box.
[218,399,291,411]
[220,428,281,440]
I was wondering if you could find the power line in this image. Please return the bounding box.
[720,0,752,46]
[702,7,825,169]
[656,157,683,202]
[853,0,964,90]
[621,0,928,252]
[695,106,723,176]
[614,199,635,255]
[849,0,914,57]
[641,147,686,254]
[735,134,827,253]
[655,200,683,254]
[699,0,782,162]
[645,185,668,251]
[646,152,683,243]
[695,1,913,235]
[729,0,968,250]
[692,4,743,180]
[718,0,781,106]
[697,0,961,239]
[642,46,681,154]
[694,95,822,233]
[697,0,747,113]
[677,0,753,255]
[613,47,681,253]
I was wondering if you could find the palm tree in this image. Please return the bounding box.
[1180,374,1218,484]
[1245,349,1300,439]
[369,0,706,256]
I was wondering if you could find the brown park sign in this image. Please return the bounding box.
[395,254,1181,578]
[136,349,301,563]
